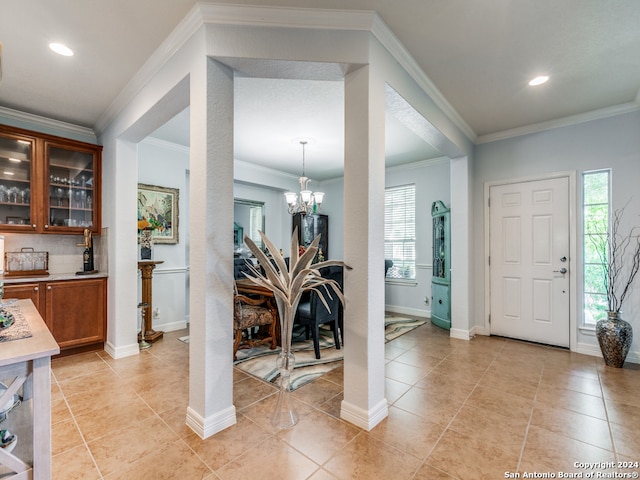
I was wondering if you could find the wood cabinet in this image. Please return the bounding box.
[431,200,451,330]
[292,213,329,259]
[0,124,102,235]
[4,277,107,354]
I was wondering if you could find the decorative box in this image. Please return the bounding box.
[4,248,49,277]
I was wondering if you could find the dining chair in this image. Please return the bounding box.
[233,288,277,361]
[294,266,343,359]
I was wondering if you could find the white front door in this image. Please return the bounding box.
[489,177,570,347]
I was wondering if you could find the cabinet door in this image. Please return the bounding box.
[0,131,39,232]
[45,279,106,350]
[44,140,102,234]
[3,283,42,313]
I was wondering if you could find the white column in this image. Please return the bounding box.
[186,58,237,438]
[449,156,473,339]
[340,64,388,430]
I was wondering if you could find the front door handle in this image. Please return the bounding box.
[553,268,568,274]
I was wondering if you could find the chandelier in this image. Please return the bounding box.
[284,141,324,215]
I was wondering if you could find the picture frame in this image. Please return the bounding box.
[137,183,179,244]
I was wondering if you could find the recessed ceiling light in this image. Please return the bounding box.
[3,171,14,176]
[49,43,74,57]
[529,75,549,86]
[8,158,21,163]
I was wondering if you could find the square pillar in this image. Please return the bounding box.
[186,58,236,438]
[341,64,388,430]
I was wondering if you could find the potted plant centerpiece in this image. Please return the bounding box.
[591,203,640,367]
[242,228,349,429]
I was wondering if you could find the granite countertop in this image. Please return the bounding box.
[2,271,108,284]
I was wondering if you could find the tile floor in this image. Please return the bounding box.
[50,321,640,479]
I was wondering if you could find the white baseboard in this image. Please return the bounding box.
[450,328,473,341]
[185,405,237,439]
[340,398,388,431]
[575,342,639,365]
[153,319,188,333]
[104,341,140,359]
[385,305,430,318]
[473,325,490,336]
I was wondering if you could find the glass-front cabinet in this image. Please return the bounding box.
[0,125,101,234]
[45,142,100,233]
[0,131,37,230]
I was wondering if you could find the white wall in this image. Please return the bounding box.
[138,138,190,332]
[320,158,451,317]
[474,110,640,360]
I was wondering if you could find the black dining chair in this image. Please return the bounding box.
[294,266,343,359]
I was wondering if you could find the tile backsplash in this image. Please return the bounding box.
[3,228,108,274]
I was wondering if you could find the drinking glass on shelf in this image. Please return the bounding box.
[55,187,65,206]
[0,185,7,203]
[8,187,18,203]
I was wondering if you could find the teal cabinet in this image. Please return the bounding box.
[431,200,451,329]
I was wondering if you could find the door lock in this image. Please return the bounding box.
[560,256,567,262]
[553,268,568,274]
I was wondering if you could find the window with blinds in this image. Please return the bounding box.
[384,184,416,279]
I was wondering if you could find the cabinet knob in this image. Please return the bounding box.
[34,287,39,292]
[44,224,49,229]
[47,286,52,290]
[32,224,37,229]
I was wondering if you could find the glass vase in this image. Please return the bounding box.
[270,297,300,429]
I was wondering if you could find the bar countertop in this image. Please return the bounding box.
[0,299,59,367]
[1,271,108,285]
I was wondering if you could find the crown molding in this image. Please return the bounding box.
[140,136,190,153]
[94,3,476,146]
[369,15,476,143]
[385,156,449,173]
[476,101,640,144]
[94,4,205,134]
[0,106,97,141]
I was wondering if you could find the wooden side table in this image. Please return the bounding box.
[137,260,164,343]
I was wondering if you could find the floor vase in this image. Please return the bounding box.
[596,312,633,368]
[270,298,300,429]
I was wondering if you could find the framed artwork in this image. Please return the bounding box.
[137,183,179,244]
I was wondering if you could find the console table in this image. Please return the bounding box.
[0,299,59,479]
[137,261,164,343]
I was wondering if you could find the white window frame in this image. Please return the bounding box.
[384,184,416,281]
[582,169,611,327]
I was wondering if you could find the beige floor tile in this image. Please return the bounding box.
[413,371,477,402]
[51,396,73,425]
[427,428,518,480]
[52,444,102,480]
[385,360,430,385]
[447,404,528,457]
[412,463,457,479]
[57,368,131,397]
[239,392,313,433]
[292,377,344,407]
[323,432,422,480]
[51,418,84,456]
[87,416,177,477]
[392,385,463,426]
[530,404,613,451]
[103,442,212,480]
[465,386,535,420]
[520,425,616,473]
[182,414,272,471]
[535,382,607,419]
[605,398,640,429]
[308,468,339,480]
[368,406,446,460]
[157,404,198,439]
[215,436,318,480]
[63,385,143,418]
[384,377,412,405]
[136,376,189,414]
[232,375,278,410]
[611,422,640,458]
[540,370,603,396]
[72,393,156,442]
[278,406,361,464]
[317,392,343,419]
[51,352,110,381]
[391,349,445,370]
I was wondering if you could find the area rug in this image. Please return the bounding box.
[232,315,426,391]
